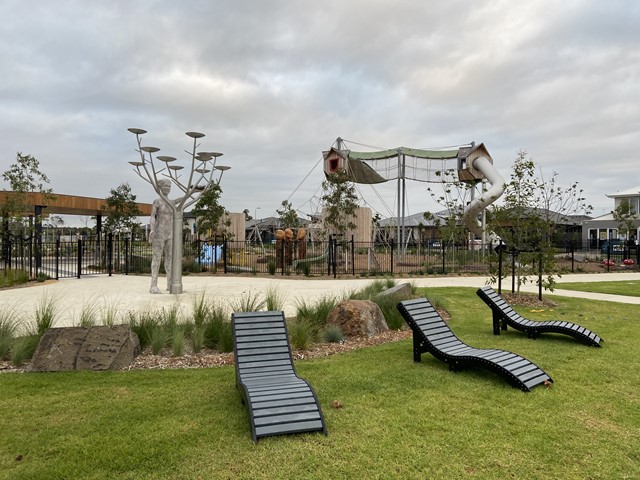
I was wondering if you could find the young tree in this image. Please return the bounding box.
[489,150,591,292]
[321,169,359,238]
[276,200,299,229]
[102,183,142,234]
[612,199,637,241]
[1,152,53,233]
[191,183,228,239]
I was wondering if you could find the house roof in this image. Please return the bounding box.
[606,187,640,198]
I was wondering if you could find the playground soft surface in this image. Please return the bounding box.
[1,287,638,480]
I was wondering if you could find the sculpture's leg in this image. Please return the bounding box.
[149,245,162,294]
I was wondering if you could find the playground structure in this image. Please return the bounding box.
[321,138,505,255]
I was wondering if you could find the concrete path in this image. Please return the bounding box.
[2,272,640,330]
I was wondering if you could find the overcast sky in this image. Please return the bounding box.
[1,0,638,226]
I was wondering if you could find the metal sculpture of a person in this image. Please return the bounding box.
[149,179,174,294]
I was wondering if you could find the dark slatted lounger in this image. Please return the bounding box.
[476,286,603,347]
[232,311,327,442]
[397,298,552,392]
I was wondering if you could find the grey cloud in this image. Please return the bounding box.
[1,0,638,223]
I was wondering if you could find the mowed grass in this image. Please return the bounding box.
[558,280,640,297]
[1,287,639,479]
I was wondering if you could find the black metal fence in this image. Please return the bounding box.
[2,235,639,280]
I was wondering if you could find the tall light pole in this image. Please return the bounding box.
[127,128,230,294]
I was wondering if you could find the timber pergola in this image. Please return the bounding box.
[1,191,152,270]
[0,191,151,217]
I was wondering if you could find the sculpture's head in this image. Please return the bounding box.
[158,179,171,195]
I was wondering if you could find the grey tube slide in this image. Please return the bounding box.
[462,156,505,240]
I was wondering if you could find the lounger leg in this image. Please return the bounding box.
[413,333,422,362]
[492,311,501,335]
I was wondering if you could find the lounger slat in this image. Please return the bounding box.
[476,286,603,347]
[255,420,326,438]
[398,298,552,392]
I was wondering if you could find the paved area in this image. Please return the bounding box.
[2,272,640,330]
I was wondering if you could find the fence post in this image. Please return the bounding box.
[124,237,130,275]
[351,235,355,276]
[571,241,575,273]
[606,243,611,272]
[55,239,60,280]
[441,241,446,274]
[223,237,228,274]
[327,235,332,277]
[107,233,113,277]
[77,239,82,279]
[390,239,394,275]
[332,237,337,278]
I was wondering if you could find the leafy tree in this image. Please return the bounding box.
[102,183,142,234]
[276,200,298,229]
[1,152,53,234]
[489,150,591,292]
[612,199,637,240]
[321,169,359,238]
[191,183,228,239]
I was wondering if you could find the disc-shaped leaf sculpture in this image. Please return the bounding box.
[185,131,205,139]
[128,161,145,167]
[127,128,147,135]
[141,146,160,153]
[156,156,177,162]
[168,165,184,171]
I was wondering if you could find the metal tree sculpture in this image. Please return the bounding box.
[127,128,230,294]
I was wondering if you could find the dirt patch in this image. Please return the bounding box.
[501,292,558,309]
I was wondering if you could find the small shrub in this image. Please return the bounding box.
[267,261,276,275]
[0,308,19,359]
[150,327,169,355]
[288,319,316,350]
[100,301,120,327]
[216,322,234,353]
[265,286,286,311]
[171,330,185,357]
[372,295,405,330]
[128,311,160,350]
[36,272,50,283]
[323,324,344,343]
[0,269,29,288]
[191,325,205,353]
[35,295,60,335]
[295,295,339,329]
[10,335,40,366]
[77,303,99,328]
[193,292,210,327]
[229,291,265,313]
[203,302,228,349]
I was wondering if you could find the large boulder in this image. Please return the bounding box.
[31,325,140,372]
[326,300,389,338]
[376,282,412,300]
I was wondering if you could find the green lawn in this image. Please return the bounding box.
[1,287,639,479]
[558,280,640,297]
